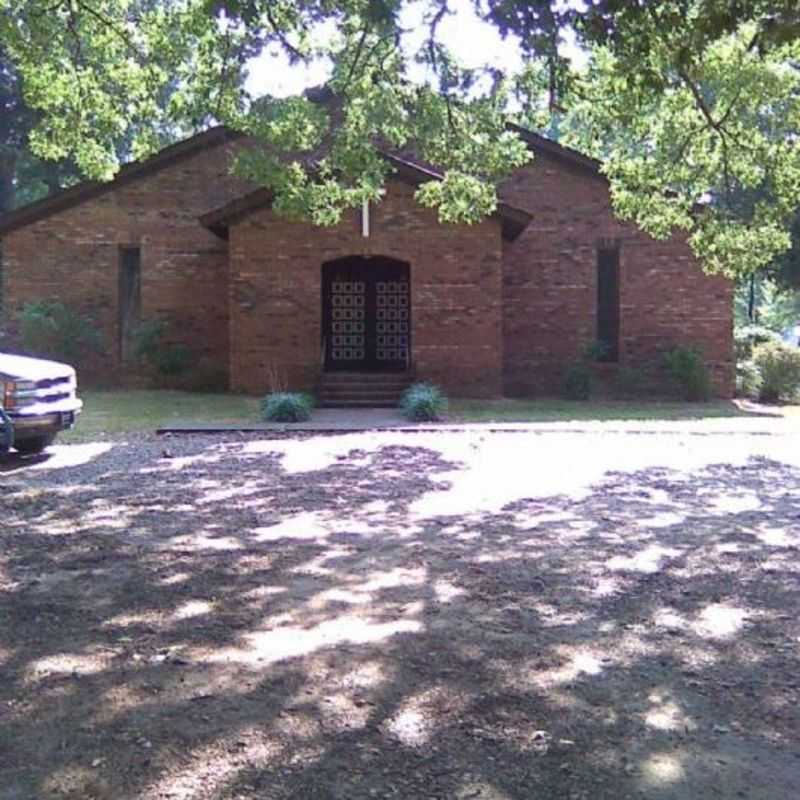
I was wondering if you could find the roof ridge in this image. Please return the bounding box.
[0,122,601,237]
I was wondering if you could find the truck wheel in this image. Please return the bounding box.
[15,435,55,455]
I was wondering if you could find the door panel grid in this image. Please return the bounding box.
[323,258,410,371]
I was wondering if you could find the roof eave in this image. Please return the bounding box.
[0,126,243,237]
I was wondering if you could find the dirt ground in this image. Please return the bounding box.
[1,427,799,799]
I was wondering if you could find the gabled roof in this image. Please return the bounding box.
[0,122,599,237]
[507,123,603,176]
[200,153,532,241]
[0,127,243,236]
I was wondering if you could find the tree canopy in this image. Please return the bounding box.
[2,1,800,277]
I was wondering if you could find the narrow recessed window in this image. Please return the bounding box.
[597,245,620,362]
[118,246,141,361]
[0,244,5,319]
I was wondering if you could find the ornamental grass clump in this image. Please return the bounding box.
[261,392,314,422]
[399,382,448,421]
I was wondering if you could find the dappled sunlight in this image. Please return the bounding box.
[174,599,215,620]
[434,578,465,603]
[2,441,114,474]
[631,510,688,528]
[755,524,800,547]
[252,510,332,542]
[528,648,605,690]
[101,610,163,629]
[385,686,467,747]
[3,430,800,798]
[203,615,423,667]
[704,489,763,514]
[27,650,111,681]
[607,544,683,573]
[453,779,515,799]
[166,529,244,551]
[639,751,686,785]
[693,603,749,639]
[644,689,697,732]
[82,499,139,530]
[142,728,291,800]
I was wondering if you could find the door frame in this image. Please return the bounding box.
[321,256,411,372]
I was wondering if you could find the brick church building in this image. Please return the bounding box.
[0,125,733,400]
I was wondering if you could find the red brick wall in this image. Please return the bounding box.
[228,181,505,396]
[0,132,734,399]
[0,138,248,383]
[500,153,734,397]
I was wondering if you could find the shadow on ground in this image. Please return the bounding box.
[0,432,799,799]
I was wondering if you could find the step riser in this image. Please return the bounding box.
[322,378,411,385]
[320,401,398,408]
[318,371,413,407]
[320,388,406,396]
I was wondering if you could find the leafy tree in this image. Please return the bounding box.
[2,1,800,278]
[0,50,29,213]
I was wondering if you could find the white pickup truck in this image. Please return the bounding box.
[0,353,83,454]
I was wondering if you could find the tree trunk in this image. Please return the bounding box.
[748,274,757,323]
[0,153,16,214]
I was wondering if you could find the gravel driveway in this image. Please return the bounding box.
[1,425,799,799]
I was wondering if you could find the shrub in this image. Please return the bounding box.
[663,346,711,402]
[614,365,651,398]
[261,391,314,422]
[561,340,608,401]
[18,300,102,366]
[752,340,800,403]
[735,360,762,399]
[734,325,781,361]
[131,318,193,377]
[399,382,448,421]
[563,362,592,400]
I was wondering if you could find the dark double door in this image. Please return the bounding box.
[322,256,410,371]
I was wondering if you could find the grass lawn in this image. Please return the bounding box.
[62,390,260,442]
[447,397,777,423]
[59,390,800,442]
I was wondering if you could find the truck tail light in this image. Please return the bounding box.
[2,381,14,410]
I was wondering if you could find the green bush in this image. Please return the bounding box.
[734,325,781,361]
[399,382,448,421]
[614,365,651,398]
[18,300,102,366]
[752,340,800,403]
[563,362,592,400]
[560,341,609,401]
[735,360,763,399]
[131,318,193,377]
[261,391,314,422]
[664,346,711,402]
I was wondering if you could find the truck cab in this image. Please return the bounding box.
[0,353,83,454]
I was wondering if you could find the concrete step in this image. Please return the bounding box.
[319,399,399,408]
[320,386,406,397]
[322,373,412,384]
[318,371,413,408]
[318,372,413,408]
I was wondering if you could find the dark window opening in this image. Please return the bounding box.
[118,246,141,361]
[597,245,620,362]
[0,244,4,320]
